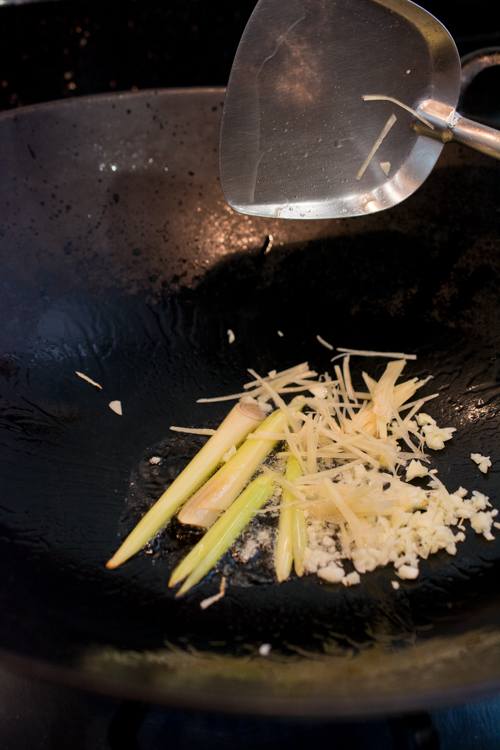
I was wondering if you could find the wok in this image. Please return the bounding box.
[0,88,499,717]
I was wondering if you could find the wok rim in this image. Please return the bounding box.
[2,646,500,718]
[0,86,227,124]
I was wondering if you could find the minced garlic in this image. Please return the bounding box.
[406,460,429,481]
[109,400,122,415]
[421,424,455,450]
[317,564,345,583]
[471,453,492,474]
[416,413,436,426]
[470,510,498,541]
[397,565,419,580]
[342,571,361,587]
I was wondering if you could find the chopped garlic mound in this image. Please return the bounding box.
[397,565,419,580]
[470,510,498,541]
[317,563,345,583]
[416,413,436,426]
[406,460,429,481]
[471,453,492,474]
[422,424,455,450]
[342,571,361,587]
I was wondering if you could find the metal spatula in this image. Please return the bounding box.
[220,0,500,219]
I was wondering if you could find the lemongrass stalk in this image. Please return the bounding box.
[171,475,275,593]
[106,401,267,569]
[177,399,305,528]
[275,456,303,581]
[291,499,307,578]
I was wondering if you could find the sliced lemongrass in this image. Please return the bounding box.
[169,426,217,436]
[343,355,358,403]
[105,401,267,569]
[398,392,439,413]
[317,426,381,468]
[245,431,289,440]
[322,479,367,543]
[275,457,303,582]
[362,372,377,395]
[316,335,334,350]
[401,397,428,425]
[356,113,397,181]
[306,414,317,476]
[244,371,319,402]
[243,362,310,389]
[282,420,308,475]
[286,457,307,577]
[361,96,434,129]
[171,475,275,594]
[278,450,361,461]
[197,391,250,403]
[75,371,102,389]
[391,411,422,454]
[330,352,349,363]
[294,460,362,484]
[338,347,417,360]
[370,360,406,438]
[334,365,356,421]
[291,503,307,576]
[197,364,316,404]
[260,466,309,505]
[247,368,301,432]
[177,400,305,528]
[199,576,227,610]
[274,483,293,582]
[355,391,372,400]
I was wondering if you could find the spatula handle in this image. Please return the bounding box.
[417,100,500,160]
[449,115,500,160]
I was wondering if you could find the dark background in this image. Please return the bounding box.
[1,0,499,112]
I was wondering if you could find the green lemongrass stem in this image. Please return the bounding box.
[177,399,305,528]
[275,457,303,582]
[171,475,275,594]
[106,401,267,569]
[291,496,308,578]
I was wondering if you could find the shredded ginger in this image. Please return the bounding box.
[203,355,495,586]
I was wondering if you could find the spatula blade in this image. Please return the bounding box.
[220,0,460,219]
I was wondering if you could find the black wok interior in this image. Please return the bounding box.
[0,89,499,715]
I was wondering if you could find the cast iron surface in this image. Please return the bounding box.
[0,89,499,716]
